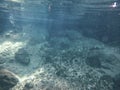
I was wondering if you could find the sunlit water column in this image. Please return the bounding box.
[6,0,24,32]
[46,0,85,38]
[19,0,49,42]
[0,0,21,34]
[4,0,50,42]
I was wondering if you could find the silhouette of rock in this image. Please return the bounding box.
[0,69,19,90]
[15,48,30,65]
[23,82,34,90]
[0,58,5,64]
[113,73,120,90]
[86,55,102,68]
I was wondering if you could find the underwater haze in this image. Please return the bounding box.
[0,0,120,90]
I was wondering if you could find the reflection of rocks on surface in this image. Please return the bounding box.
[15,48,30,65]
[0,69,19,90]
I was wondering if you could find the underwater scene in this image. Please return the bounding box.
[0,0,120,90]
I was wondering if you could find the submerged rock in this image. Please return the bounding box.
[23,82,34,90]
[0,69,19,90]
[97,75,114,90]
[100,75,113,83]
[85,55,102,68]
[0,58,5,64]
[15,48,30,65]
[113,73,120,90]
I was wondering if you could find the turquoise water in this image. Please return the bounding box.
[0,0,120,90]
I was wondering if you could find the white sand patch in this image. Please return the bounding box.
[12,67,70,90]
[18,68,45,82]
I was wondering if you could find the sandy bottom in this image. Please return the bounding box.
[0,29,120,90]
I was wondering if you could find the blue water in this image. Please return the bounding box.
[0,0,120,90]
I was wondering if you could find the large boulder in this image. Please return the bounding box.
[0,69,19,90]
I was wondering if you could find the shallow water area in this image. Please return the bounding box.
[0,0,120,90]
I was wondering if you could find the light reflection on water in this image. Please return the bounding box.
[0,0,120,38]
[0,0,119,21]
